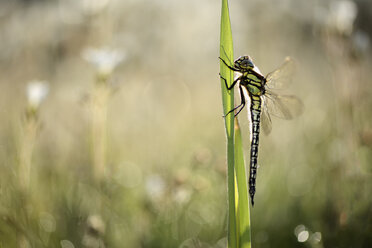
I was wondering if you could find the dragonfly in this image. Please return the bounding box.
[219,54,303,206]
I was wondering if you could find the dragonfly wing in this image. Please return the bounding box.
[260,97,272,135]
[265,57,295,89]
[264,91,304,120]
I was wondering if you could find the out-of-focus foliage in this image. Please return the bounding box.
[0,0,371,247]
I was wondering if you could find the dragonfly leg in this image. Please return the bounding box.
[233,85,246,117]
[219,73,240,90]
[224,106,240,117]
[219,57,240,72]
[223,85,246,118]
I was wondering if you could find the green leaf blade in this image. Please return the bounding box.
[235,119,252,248]
[220,1,237,248]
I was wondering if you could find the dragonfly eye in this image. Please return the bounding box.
[235,56,254,70]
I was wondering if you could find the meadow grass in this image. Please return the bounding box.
[0,1,372,247]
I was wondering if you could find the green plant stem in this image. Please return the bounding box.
[234,119,251,248]
[91,83,110,183]
[220,1,252,247]
[18,116,38,191]
[220,0,236,247]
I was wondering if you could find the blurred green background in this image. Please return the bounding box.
[0,0,371,247]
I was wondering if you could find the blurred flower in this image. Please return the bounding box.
[82,47,126,76]
[294,224,306,238]
[328,0,357,35]
[145,174,166,200]
[174,168,190,186]
[39,212,56,233]
[60,240,75,248]
[26,80,49,109]
[294,224,320,243]
[82,215,106,248]
[310,232,322,243]
[18,236,31,248]
[172,187,191,204]
[192,175,210,191]
[87,215,105,236]
[297,230,309,242]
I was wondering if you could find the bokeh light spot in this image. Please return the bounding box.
[297,230,309,242]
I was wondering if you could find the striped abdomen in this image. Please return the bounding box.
[249,95,262,206]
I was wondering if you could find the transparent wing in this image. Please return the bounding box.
[263,91,304,120]
[260,96,272,135]
[265,57,295,89]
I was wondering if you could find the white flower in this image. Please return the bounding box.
[82,47,126,75]
[297,230,309,242]
[173,187,191,204]
[87,215,105,235]
[145,174,166,200]
[329,0,357,35]
[27,80,49,108]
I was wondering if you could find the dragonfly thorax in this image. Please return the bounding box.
[246,83,265,96]
[234,55,254,72]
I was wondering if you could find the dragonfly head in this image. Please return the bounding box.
[234,56,254,71]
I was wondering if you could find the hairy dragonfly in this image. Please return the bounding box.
[220,55,303,205]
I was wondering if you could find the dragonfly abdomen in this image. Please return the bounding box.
[249,98,262,206]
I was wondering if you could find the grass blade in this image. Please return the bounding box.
[235,119,252,248]
[220,0,236,247]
